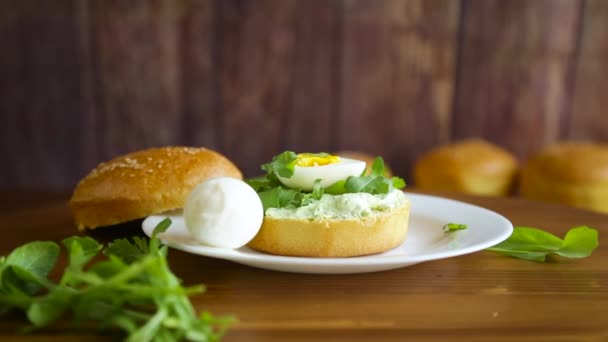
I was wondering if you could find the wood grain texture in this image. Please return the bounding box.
[3,0,608,190]
[284,0,340,154]
[570,0,608,140]
[452,0,582,161]
[219,0,297,177]
[178,0,218,149]
[0,0,83,190]
[340,0,460,179]
[0,192,606,341]
[82,0,181,171]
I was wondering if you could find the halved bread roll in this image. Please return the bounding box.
[70,146,242,230]
[247,201,411,257]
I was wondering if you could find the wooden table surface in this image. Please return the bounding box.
[0,191,606,341]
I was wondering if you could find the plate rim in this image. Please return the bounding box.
[142,193,513,267]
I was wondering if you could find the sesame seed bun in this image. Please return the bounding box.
[247,200,411,257]
[69,146,242,230]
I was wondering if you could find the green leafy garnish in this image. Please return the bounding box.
[300,179,324,206]
[248,152,406,211]
[257,186,303,210]
[443,223,468,232]
[257,179,325,211]
[0,219,233,341]
[261,151,298,178]
[343,157,405,195]
[487,226,599,262]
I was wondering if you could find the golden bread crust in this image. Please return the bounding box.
[69,146,242,230]
[413,139,518,196]
[520,142,608,213]
[247,201,411,257]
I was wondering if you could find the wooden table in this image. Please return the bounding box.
[0,191,606,341]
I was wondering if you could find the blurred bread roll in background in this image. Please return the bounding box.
[414,139,518,196]
[520,142,608,213]
[70,146,242,230]
[334,151,393,177]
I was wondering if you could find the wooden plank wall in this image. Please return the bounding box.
[1,0,607,190]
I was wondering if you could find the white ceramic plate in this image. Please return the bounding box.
[142,193,513,274]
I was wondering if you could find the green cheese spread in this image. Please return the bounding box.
[265,190,408,220]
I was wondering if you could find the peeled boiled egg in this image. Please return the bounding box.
[184,177,263,249]
[277,153,366,191]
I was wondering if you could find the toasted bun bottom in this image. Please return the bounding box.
[247,203,411,257]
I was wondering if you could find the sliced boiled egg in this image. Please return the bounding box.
[277,153,366,191]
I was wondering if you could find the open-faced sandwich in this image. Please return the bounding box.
[244,151,410,257]
[69,147,410,258]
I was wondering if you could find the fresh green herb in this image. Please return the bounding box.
[0,219,233,341]
[257,186,303,210]
[324,180,346,195]
[300,180,324,206]
[341,157,406,195]
[257,179,325,211]
[261,151,298,178]
[248,152,407,211]
[487,226,599,262]
[245,175,280,193]
[443,223,468,232]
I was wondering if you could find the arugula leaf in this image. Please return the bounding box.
[150,217,172,253]
[392,177,406,189]
[245,174,281,192]
[5,241,59,282]
[555,226,598,258]
[261,151,298,178]
[324,180,346,195]
[27,287,74,327]
[62,236,102,270]
[345,175,390,194]
[300,180,324,206]
[2,242,60,296]
[487,226,599,262]
[105,236,149,263]
[343,158,405,195]
[370,157,384,176]
[258,187,302,211]
[443,223,468,232]
[0,219,232,341]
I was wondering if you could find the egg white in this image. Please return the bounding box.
[184,177,263,249]
[277,157,366,191]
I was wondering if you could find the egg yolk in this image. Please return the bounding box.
[296,153,341,167]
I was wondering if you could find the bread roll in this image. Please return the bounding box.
[520,142,608,213]
[247,202,410,257]
[70,146,242,230]
[334,151,393,177]
[413,139,518,196]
